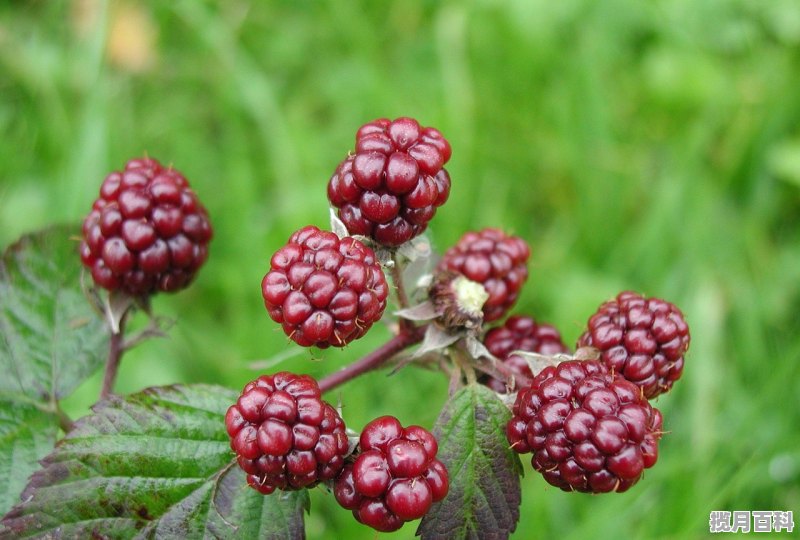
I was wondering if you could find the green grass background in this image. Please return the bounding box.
[2,0,799,538]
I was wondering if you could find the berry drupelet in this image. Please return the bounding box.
[334,416,449,532]
[577,291,690,399]
[507,360,663,493]
[327,117,452,247]
[261,225,389,348]
[482,315,570,393]
[437,228,530,323]
[226,372,350,494]
[80,157,212,295]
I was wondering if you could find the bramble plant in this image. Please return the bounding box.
[0,117,690,539]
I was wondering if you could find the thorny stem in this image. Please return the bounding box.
[318,325,427,393]
[100,312,128,400]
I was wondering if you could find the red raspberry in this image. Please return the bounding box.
[506,360,663,493]
[577,291,690,399]
[79,157,212,295]
[261,226,389,348]
[225,372,350,493]
[482,315,570,393]
[334,416,449,532]
[327,117,452,247]
[437,228,530,322]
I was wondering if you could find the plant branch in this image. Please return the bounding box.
[389,259,414,333]
[55,403,74,433]
[319,325,427,393]
[100,312,128,400]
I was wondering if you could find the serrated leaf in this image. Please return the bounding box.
[417,385,522,540]
[0,400,58,516]
[0,384,308,539]
[0,226,108,401]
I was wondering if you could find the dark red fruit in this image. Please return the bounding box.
[334,416,448,532]
[506,360,663,493]
[437,228,530,322]
[327,117,452,247]
[80,157,212,295]
[482,315,570,393]
[577,291,690,399]
[226,372,350,493]
[261,225,389,348]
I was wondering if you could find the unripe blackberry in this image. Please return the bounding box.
[261,226,389,348]
[507,360,663,493]
[79,157,212,295]
[482,315,570,393]
[577,291,690,399]
[437,228,530,322]
[334,416,449,532]
[327,117,452,247]
[226,372,350,493]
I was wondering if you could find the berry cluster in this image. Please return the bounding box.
[506,360,662,493]
[577,291,690,398]
[327,117,451,247]
[261,226,389,348]
[80,157,212,295]
[437,228,530,322]
[334,416,448,532]
[79,116,692,536]
[227,372,448,533]
[225,372,349,493]
[482,315,569,393]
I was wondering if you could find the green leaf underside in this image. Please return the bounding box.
[0,401,59,517]
[417,385,522,540]
[0,384,308,539]
[0,225,108,401]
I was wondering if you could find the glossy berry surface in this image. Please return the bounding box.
[437,228,530,322]
[334,416,448,532]
[577,291,690,399]
[261,225,389,348]
[507,360,663,493]
[226,372,349,493]
[327,117,452,247]
[482,315,570,393]
[79,157,212,295]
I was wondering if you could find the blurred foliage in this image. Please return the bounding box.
[1,0,799,538]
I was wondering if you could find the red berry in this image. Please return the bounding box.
[577,291,690,398]
[334,416,448,532]
[79,157,212,295]
[482,315,570,393]
[227,372,349,493]
[328,117,452,247]
[507,360,663,493]
[437,228,530,322]
[261,226,389,348]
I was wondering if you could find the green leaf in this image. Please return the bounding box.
[0,384,309,539]
[0,400,58,516]
[417,385,522,540]
[0,225,108,401]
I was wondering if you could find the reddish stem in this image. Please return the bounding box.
[319,325,426,393]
